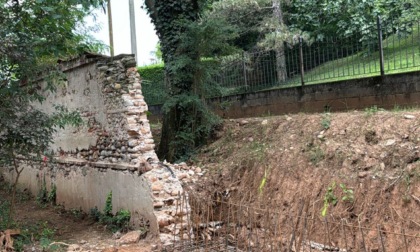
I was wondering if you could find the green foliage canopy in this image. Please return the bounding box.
[285,0,419,41]
[208,0,273,51]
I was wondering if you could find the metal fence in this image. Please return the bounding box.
[142,17,420,105]
[163,193,420,251]
[213,17,420,97]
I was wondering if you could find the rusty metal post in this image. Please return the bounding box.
[401,228,409,252]
[358,221,368,252]
[342,220,349,251]
[377,225,386,252]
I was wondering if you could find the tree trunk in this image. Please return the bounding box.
[146,0,204,162]
[157,105,177,161]
[272,0,287,83]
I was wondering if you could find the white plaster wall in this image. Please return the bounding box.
[37,63,107,152]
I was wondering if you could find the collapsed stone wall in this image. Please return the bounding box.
[40,54,157,164]
[0,54,190,245]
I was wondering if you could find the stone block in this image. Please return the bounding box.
[118,231,142,245]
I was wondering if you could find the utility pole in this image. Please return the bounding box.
[107,0,114,56]
[129,0,138,64]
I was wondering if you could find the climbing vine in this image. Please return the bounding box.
[144,0,237,161]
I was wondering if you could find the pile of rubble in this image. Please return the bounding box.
[143,161,207,247]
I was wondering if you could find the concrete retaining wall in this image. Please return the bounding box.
[148,71,420,120]
[212,71,420,118]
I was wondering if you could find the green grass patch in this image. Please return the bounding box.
[298,27,420,85]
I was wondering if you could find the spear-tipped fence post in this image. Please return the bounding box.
[377,16,385,78]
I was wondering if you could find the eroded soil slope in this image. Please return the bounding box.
[189,109,419,251]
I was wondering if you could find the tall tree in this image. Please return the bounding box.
[145,0,204,162]
[272,0,286,82]
[145,0,238,161]
[209,0,293,83]
[209,0,272,51]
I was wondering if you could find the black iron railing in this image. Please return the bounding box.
[142,17,420,105]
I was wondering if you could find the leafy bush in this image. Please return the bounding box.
[321,182,355,217]
[89,191,131,232]
[138,59,229,106]
[340,183,354,203]
[138,64,167,105]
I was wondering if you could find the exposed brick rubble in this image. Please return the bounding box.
[67,55,205,247]
[63,55,157,165]
[70,55,198,246]
[143,162,207,247]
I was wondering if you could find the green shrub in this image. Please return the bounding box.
[321,182,338,217]
[138,59,226,106]
[138,64,167,105]
[89,206,101,221]
[89,191,131,232]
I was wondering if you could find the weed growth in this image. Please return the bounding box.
[38,221,57,251]
[250,142,266,161]
[340,183,354,202]
[392,105,418,112]
[69,208,85,219]
[309,146,325,165]
[321,113,331,130]
[36,176,56,207]
[0,206,58,252]
[321,182,355,216]
[0,201,12,230]
[258,169,268,195]
[364,105,384,116]
[321,182,338,217]
[89,191,131,232]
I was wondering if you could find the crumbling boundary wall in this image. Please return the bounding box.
[0,54,188,243]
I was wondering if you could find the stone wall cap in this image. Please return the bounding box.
[58,52,136,72]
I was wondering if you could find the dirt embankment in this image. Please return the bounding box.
[189,109,419,251]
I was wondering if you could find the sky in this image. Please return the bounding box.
[86,0,159,66]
